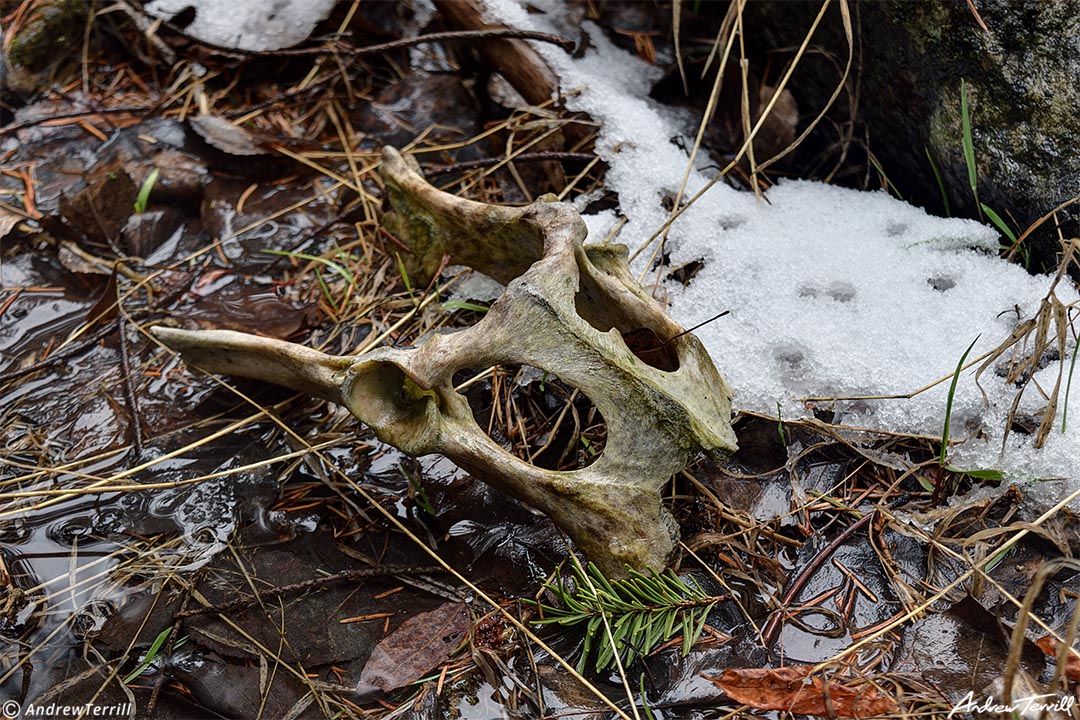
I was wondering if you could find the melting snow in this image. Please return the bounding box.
[144,0,336,52]
[482,0,1080,493]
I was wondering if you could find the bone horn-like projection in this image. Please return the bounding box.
[151,147,738,578]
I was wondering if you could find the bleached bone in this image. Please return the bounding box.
[152,147,737,577]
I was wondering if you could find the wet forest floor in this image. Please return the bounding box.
[1,2,1079,719]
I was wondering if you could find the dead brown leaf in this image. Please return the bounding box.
[710,666,898,718]
[1035,635,1080,682]
[0,207,21,240]
[190,114,271,156]
[357,602,470,693]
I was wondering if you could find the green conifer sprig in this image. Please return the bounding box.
[528,561,726,673]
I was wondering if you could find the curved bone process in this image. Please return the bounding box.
[152,147,737,577]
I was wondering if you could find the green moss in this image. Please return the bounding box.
[7,0,87,73]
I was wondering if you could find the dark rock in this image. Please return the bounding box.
[2,0,88,95]
[745,0,1080,271]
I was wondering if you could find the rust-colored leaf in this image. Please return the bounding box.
[358,602,469,693]
[710,666,898,718]
[1035,635,1080,682]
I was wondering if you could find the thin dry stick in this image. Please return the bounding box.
[762,511,875,645]
[184,28,577,58]
[173,574,329,704]
[813,482,1080,674]
[423,151,594,176]
[1004,193,1080,263]
[176,565,445,618]
[797,344,1001,403]
[455,123,569,195]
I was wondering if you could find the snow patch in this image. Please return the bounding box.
[144,0,335,52]
[481,0,1080,495]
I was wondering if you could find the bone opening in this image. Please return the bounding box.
[574,276,681,372]
[346,360,439,455]
[453,365,607,470]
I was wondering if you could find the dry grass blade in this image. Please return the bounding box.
[756,0,853,173]
[1003,194,1080,262]
[672,0,688,96]
[631,0,852,267]
[818,481,1080,676]
[634,0,739,275]
[1003,559,1080,706]
[973,241,1080,450]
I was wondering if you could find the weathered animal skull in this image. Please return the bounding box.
[152,147,737,577]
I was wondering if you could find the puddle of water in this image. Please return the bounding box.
[0,115,349,705]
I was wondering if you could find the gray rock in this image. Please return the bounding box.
[1,0,87,95]
[747,0,1080,270]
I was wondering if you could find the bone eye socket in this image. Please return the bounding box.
[452,365,607,470]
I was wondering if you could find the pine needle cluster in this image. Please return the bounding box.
[528,561,725,673]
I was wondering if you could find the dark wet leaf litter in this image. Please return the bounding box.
[1,1,1078,718]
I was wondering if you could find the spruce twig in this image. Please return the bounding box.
[528,561,726,673]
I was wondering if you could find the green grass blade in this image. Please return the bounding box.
[262,249,354,284]
[940,335,980,465]
[925,146,951,216]
[395,252,415,302]
[134,168,160,214]
[441,300,489,313]
[639,673,657,720]
[776,401,787,445]
[984,543,1012,573]
[123,627,172,683]
[980,203,1018,244]
[960,79,979,203]
[868,154,904,200]
[944,466,1004,481]
[1063,330,1080,432]
[313,269,338,315]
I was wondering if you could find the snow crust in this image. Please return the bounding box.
[144,0,335,52]
[482,0,1080,490]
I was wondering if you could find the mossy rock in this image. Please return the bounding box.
[745,0,1080,271]
[3,0,88,93]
